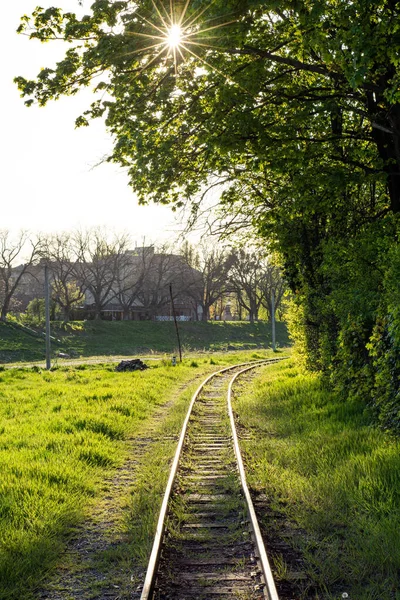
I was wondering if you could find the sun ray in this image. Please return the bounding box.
[178,0,191,27]
[114,0,245,90]
[180,43,231,77]
[134,10,168,37]
[183,35,225,41]
[133,45,170,80]
[181,0,216,31]
[107,40,168,64]
[183,9,240,31]
[151,0,171,28]
[180,42,254,97]
[191,19,239,37]
[183,40,228,51]
[176,44,186,63]
[167,23,183,48]
[124,31,168,41]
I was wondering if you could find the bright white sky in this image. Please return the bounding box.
[1,1,185,244]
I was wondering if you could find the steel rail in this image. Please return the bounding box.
[140,358,284,600]
[228,365,280,600]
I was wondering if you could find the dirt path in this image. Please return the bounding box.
[35,378,200,600]
[37,438,146,600]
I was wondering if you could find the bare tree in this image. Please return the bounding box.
[41,232,85,322]
[228,248,265,322]
[113,246,151,320]
[0,230,43,322]
[229,248,287,322]
[182,242,233,321]
[137,245,192,317]
[72,229,130,320]
[260,264,287,321]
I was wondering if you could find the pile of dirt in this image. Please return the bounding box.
[115,358,149,372]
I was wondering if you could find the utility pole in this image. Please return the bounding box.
[45,265,51,370]
[169,283,182,362]
[271,288,276,352]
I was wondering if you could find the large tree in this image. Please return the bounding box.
[181,241,233,321]
[14,1,399,211]
[113,246,147,320]
[15,1,400,426]
[229,248,286,322]
[72,228,129,319]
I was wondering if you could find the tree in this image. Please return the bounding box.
[182,242,233,321]
[14,1,400,425]
[72,229,129,319]
[0,230,43,322]
[42,232,85,322]
[113,246,148,320]
[260,264,287,322]
[228,249,265,322]
[228,249,287,322]
[14,1,400,211]
[137,245,195,318]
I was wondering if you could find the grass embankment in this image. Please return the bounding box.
[235,360,400,600]
[0,320,290,364]
[0,350,275,599]
[0,322,45,363]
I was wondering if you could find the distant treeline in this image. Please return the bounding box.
[0,229,286,324]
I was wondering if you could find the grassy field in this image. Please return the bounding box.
[234,360,400,600]
[0,350,278,600]
[0,320,290,364]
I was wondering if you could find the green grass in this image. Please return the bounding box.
[0,360,217,599]
[0,322,46,362]
[0,350,280,599]
[234,360,400,600]
[0,320,290,364]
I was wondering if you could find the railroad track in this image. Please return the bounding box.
[139,359,284,600]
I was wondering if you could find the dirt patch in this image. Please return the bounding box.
[35,377,202,600]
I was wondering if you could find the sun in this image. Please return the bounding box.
[124,1,240,79]
[166,23,182,48]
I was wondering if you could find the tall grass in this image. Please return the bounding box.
[235,360,400,600]
[0,361,216,599]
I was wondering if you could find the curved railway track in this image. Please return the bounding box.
[139,359,284,600]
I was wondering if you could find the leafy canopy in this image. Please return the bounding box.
[15,1,400,214]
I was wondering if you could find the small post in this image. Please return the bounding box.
[271,288,276,352]
[169,283,182,362]
[44,265,51,370]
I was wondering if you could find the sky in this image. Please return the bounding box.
[1,1,186,245]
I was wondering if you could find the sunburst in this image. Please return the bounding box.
[166,23,183,48]
[121,0,240,77]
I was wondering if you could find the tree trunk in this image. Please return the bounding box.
[1,297,10,322]
[238,303,243,321]
[253,303,259,321]
[367,93,400,213]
